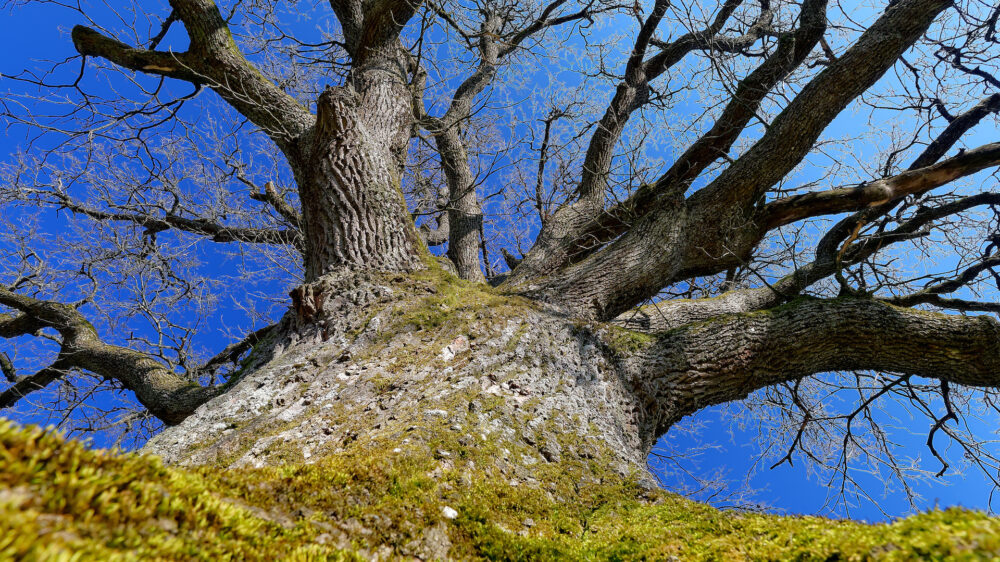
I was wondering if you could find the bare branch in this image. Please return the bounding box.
[248,181,304,229]
[71,27,205,84]
[196,323,278,377]
[0,359,71,411]
[911,94,1000,169]
[508,0,819,286]
[0,287,220,425]
[74,0,314,150]
[0,352,17,384]
[520,0,953,320]
[762,143,1000,230]
[926,380,958,477]
[53,191,301,246]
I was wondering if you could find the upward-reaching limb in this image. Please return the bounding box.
[519,0,952,320]
[418,0,627,281]
[507,0,779,284]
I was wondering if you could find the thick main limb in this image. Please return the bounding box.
[630,297,1000,436]
[522,0,951,320]
[509,0,776,284]
[616,189,1000,331]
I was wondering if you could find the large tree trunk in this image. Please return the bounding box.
[297,68,425,281]
[144,269,657,483]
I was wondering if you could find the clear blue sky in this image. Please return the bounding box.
[1,0,998,522]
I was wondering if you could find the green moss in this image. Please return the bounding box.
[504,322,529,353]
[0,419,359,561]
[4,415,1000,561]
[78,317,99,336]
[341,268,534,376]
[371,375,394,394]
[602,325,655,354]
[386,267,522,333]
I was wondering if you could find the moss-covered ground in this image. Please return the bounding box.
[3,418,1000,560]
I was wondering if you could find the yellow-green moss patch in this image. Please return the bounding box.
[0,419,358,561]
[3,418,1000,560]
[602,325,656,355]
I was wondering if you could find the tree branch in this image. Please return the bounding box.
[507,0,806,285]
[0,359,72,410]
[248,181,303,229]
[617,191,1000,332]
[419,210,451,246]
[525,0,814,274]
[688,0,950,210]
[885,254,1000,311]
[762,142,1000,230]
[196,323,278,377]
[0,312,46,339]
[71,27,204,83]
[0,352,17,384]
[356,0,424,66]
[53,191,300,246]
[0,287,221,425]
[911,94,1000,169]
[643,0,769,79]
[73,0,314,151]
[518,0,951,320]
[784,92,1000,260]
[420,2,616,280]
[631,297,1000,434]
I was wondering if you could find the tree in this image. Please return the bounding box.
[2,0,1000,521]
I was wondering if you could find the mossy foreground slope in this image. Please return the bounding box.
[2,419,999,561]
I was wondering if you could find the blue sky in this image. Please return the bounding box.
[2,0,999,522]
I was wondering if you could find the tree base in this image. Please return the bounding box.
[145,267,655,486]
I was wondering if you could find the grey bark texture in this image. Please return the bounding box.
[144,272,654,480]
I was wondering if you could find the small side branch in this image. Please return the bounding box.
[926,380,958,477]
[53,192,299,246]
[149,10,179,50]
[0,360,70,410]
[762,142,1000,230]
[910,94,1000,169]
[0,352,17,383]
[248,181,303,228]
[197,323,278,377]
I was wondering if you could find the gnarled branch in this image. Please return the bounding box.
[0,287,221,425]
[762,143,1000,230]
[74,0,314,151]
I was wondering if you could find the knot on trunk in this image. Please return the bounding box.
[288,269,394,336]
[313,86,360,147]
[290,283,327,326]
